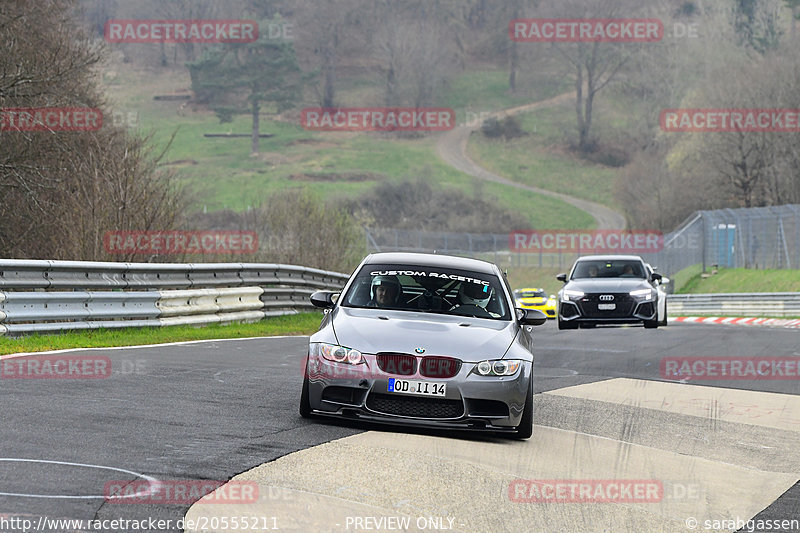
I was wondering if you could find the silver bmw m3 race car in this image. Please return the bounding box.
[300,252,547,438]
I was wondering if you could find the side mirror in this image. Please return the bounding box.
[310,291,339,309]
[651,273,662,283]
[556,273,567,282]
[517,308,547,326]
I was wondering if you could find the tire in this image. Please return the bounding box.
[643,319,659,329]
[558,319,578,330]
[659,302,668,327]
[299,362,313,418]
[513,377,534,439]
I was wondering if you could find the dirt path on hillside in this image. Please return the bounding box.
[436,92,627,230]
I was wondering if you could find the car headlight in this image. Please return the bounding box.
[629,289,653,300]
[474,359,521,376]
[318,343,364,365]
[562,289,584,301]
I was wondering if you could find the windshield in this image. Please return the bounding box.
[341,264,511,320]
[571,260,646,280]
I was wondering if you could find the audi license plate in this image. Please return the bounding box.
[598,303,616,310]
[388,378,446,397]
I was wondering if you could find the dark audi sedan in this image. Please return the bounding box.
[556,255,663,330]
[300,252,547,438]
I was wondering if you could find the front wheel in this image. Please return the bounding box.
[659,302,668,326]
[299,366,312,418]
[644,319,659,329]
[513,378,534,439]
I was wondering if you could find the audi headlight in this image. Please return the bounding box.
[629,289,653,300]
[474,359,521,376]
[563,289,584,301]
[318,343,364,365]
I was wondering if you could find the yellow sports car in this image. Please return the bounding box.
[513,288,557,319]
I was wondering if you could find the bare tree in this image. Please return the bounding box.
[525,0,651,152]
[150,0,221,64]
[371,1,460,107]
[504,0,543,93]
[292,0,370,108]
[787,0,800,39]
[0,0,185,259]
[670,48,800,208]
[258,189,362,272]
[731,0,784,53]
[615,146,719,232]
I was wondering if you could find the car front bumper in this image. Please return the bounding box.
[304,354,531,432]
[559,295,656,324]
[519,303,556,318]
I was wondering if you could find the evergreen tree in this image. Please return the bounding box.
[188,18,307,155]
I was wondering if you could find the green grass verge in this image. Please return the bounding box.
[0,312,322,355]
[669,263,703,294]
[441,69,569,112]
[678,267,800,294]
[467,105,621,209]
[138,110,595,229]
[104,64,598,229]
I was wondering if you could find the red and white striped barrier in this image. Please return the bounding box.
[673,316,800,328]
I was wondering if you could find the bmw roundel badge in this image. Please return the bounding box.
[415,347,425,354]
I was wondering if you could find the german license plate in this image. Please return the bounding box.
[598,303,616,310]
[388,378,446,397]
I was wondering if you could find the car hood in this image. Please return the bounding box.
[330,307,516,362]
[565,279,652,292]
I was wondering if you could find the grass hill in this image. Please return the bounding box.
[104,60,622,233]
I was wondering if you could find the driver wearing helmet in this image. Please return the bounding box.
[450,282,497,316]
[368,275,402,308]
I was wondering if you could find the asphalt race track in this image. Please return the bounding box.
[1,323,798,532]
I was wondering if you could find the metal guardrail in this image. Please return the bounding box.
[0,260,349,290]
[0,260,349,336]
[4,260,796,334]
[667,293,800,318]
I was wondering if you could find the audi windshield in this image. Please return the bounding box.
[571,260,647,279]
